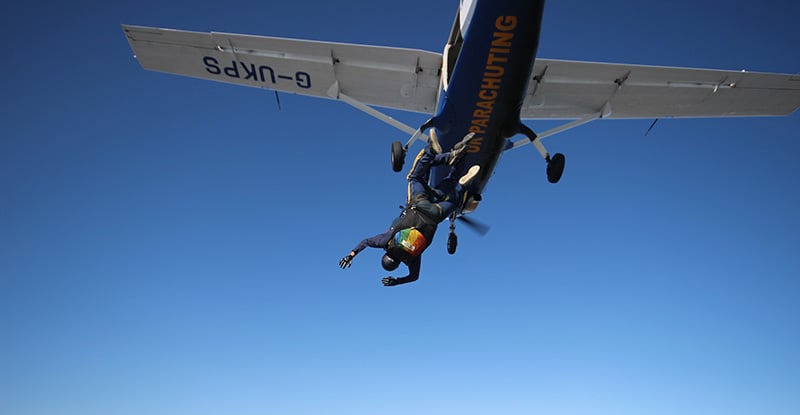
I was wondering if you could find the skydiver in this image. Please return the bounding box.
[338,132,480,286]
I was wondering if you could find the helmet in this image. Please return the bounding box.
[381,253,400,271]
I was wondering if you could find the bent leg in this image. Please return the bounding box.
[430,163,480,220]
[406,147,450,204]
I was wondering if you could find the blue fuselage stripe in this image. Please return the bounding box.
[431,0,545,194]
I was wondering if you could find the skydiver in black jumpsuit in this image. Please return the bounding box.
[339,133,479,286]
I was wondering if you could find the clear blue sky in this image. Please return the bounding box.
[2,1,799,414]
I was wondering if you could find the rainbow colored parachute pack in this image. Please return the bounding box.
[394,228,427,256]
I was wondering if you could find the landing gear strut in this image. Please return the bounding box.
[390,119,437,172]
[519,123,566,184]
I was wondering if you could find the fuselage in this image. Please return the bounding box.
[430,0,545,198]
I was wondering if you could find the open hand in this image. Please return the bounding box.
[339,253,354,269]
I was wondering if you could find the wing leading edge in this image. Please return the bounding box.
[122,25,442,113]
[522,59,800,119]
[124,25,800,120]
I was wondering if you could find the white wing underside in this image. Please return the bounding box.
[123,25,800,119]
[524,59,800,118]
[122,25,442,113]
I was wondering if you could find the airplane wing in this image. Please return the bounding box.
[122,25,442,113]
[522,59,800,119]
[124,26,799,120]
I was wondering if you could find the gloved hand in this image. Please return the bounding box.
[381,277,397,286]
[339,253,355,269]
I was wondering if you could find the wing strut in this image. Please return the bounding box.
[326,82,432,145]
[508,113,601,154]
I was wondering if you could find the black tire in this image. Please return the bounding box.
[447,232,457,255]
[391,141,405,172]
[547,153,566,184]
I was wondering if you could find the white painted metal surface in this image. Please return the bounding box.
[124,25,800,121]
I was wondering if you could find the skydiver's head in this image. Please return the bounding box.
[381,253,400,271]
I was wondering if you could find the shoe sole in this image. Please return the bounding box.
[459,165,481,186]
[448,132,478,165]
[454,132,476,151]
[427,129,443,154]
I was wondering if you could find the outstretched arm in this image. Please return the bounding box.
[340,229,392,268]
[353,230,392,254]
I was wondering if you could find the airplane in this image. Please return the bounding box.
[122,0,800,254]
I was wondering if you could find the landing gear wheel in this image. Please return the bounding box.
[447,232,458,255]
[546,153,566,184]
[391,141,406,172]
